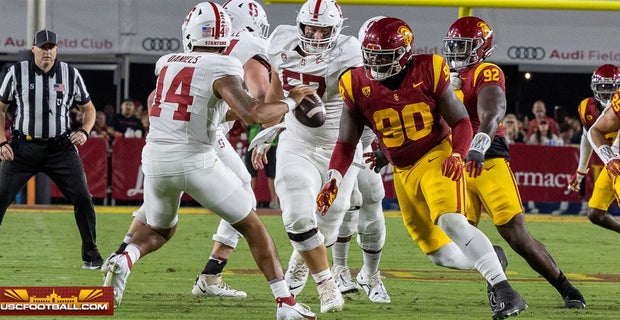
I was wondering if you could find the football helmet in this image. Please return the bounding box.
[296,0,343,54]
[591,64,620,106]
[361,17,414,81]
[357,16,386,42]
[181,1,232,53]
[222,0,270,39]
[443,16,495,70]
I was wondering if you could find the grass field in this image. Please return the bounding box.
[1,205,619,319]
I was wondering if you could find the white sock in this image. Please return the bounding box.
[124,244,141,266]
[312,269,332,284]
[427,242,475,270]
[332,240,351,266]
[362,250,381,275]
[437,213,506,284]
[269,279,291,299]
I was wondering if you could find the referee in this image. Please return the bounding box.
[0,29,103,269]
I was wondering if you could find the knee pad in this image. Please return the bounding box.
[338,209,359,238]
[212,219,242,248]
[356,218,386,252]
[289,228,324,252]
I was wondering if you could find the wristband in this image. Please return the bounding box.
[77,128,89,140]
[598,145,617,164]
[325,169,343,186]
[469,132,492,154]
[0,141,7,148]
[281,97,296,112]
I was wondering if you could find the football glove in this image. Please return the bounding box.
[363,148,389,173]
[316,169,342,216]
[606,158,620,180]
[247,122,286,151]
[465,150,485,178]
[441,153,464,181]
[567,169,588,192]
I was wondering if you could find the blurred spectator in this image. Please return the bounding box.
[526,119,563,146]
[559,122,578,147]
[134,100,149,136]
[503,113,525,144]
[91,111,110,140]
[107,99,145,138]
[103,103,116,126]
[70,106,84,131]
[553,105,570,126]
[567,115,583,145]
[526,100,559,141]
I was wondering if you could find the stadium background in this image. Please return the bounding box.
[1,0,619,213]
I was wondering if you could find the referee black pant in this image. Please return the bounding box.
[0,134,101,262]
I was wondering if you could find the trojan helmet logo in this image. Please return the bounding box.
[398,26,413,46]
[362,86,371,97]
[477,21,491,38]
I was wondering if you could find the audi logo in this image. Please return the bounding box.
[507,46,545,60]
[142,38,180,51]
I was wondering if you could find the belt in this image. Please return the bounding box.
[13,131,69,144]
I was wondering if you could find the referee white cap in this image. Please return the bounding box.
[33,29,57,47]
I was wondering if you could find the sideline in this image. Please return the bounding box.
[7,204,590,222]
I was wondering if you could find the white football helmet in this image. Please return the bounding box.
[181,1,232,53]
[223,0,270,39]
[296,0,343,54]
[357,16,386,42]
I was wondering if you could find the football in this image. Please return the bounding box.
[293,93,326,128]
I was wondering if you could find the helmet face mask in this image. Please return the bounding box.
[591,64,620,106]
[361,17,414,81]
[182,1,232,53]
[223,0,270,39]
[443,16,495,71]
[296,0,343,55]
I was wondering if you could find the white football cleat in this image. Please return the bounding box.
[317,278,344,313]
[332,265,358,294]
[192,273,247,298]
[276,296,316,320]
[285,251,309,296]
[100,252,117,274]
[102,252,132,308]
[356,269,391,303]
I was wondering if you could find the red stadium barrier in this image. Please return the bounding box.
[54,136,607,213]
[50,137,108,199]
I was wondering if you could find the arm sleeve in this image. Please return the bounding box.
[329,140,357,176]
[451,117,473,157]
[577,130,593,172]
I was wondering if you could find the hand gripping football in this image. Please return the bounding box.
[293,93,326,128]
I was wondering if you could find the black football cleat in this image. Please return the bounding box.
[563,287,586,309]
[491,281,528,320]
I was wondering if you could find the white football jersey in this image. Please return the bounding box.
[267,25,363,147]
[227,28,268,66]
[148,53,243,147]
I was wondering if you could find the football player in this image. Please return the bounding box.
[444,16,585,309]
[316,17,527,319]
[257,0,364,313]
[101,3,317,319]
[103,0,273,299]
[330,15,391,303]
[568,64,620,234]
[588,90,620,208]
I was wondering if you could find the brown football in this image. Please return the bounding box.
[293,93,326,128]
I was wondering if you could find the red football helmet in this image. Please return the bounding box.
[443,16,495,70]
[591,64,620,106]
[361,17,414,81]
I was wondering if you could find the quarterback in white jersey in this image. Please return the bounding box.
[260,0,361,314]
[102,3,316,319]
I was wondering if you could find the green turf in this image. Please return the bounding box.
[1,207,619,319]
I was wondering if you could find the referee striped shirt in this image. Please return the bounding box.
[0,60,91,139]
